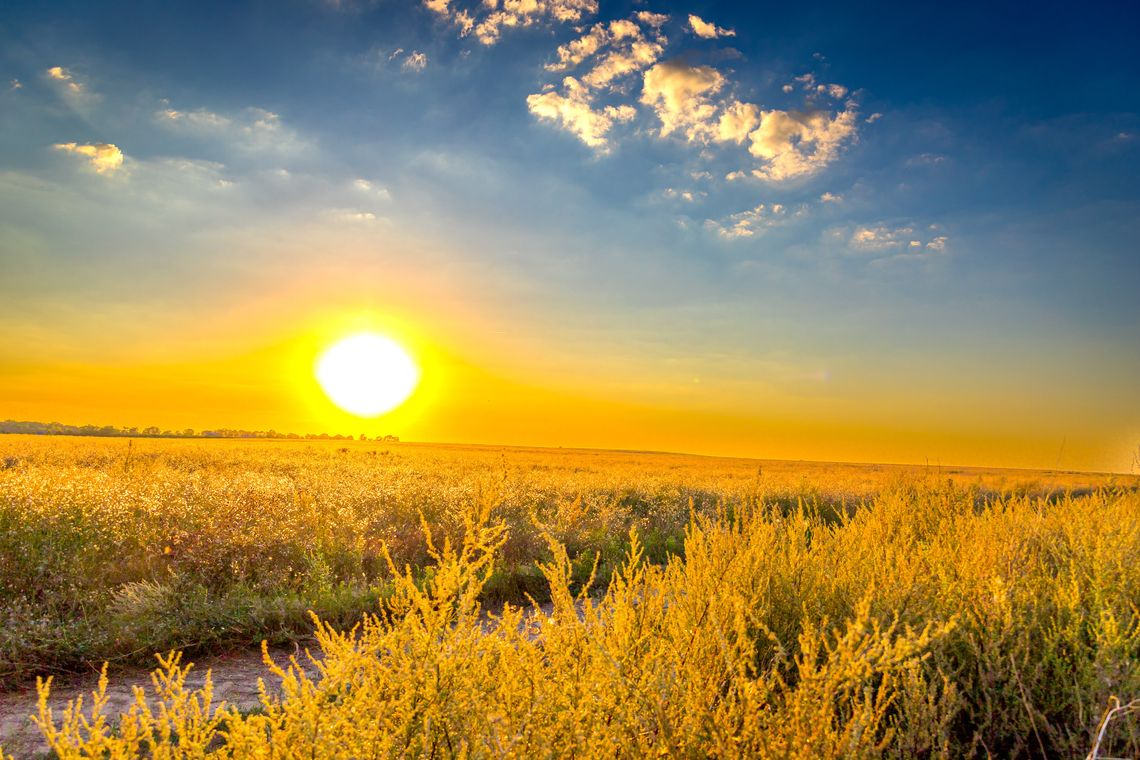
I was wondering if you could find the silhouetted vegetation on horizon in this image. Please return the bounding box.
[0,419,398,442]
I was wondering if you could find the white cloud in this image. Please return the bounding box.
[425,0,598,45]
[328,208,380,223]
[641,60,725,141]
[155,105,307,155]
[9,79,22,91]
[526,78,635,149]
[747,106,859,180]
[705,202,786,239]
[352,178,391,200]
[402,51,429,72]
[850,224,914,250]
[820,191,842,202]
[546,16,667,89]
[528,12,667,148]
[688,14,735,39]
[662,187,701,202]
[529,18,862,182]
[848,224,948,254]
[716,101,760,143]
[44,66,97,107]
[46,66,83,94]
[53,142,124,174]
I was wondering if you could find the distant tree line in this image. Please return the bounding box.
[0,420,399,442]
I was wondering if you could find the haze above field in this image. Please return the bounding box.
[1,1,1138,471]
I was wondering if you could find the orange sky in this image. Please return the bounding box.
[2,299,1134,473]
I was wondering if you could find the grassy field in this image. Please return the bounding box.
[2,435,1139,757]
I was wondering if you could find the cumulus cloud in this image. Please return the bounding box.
[747,106,859,180]
[820,191,842,202]
[688,14,734,39]
[528,11,668,148]
[705,202,786,239]
[716,101,760,143]
[523,11,861,182]
[527,78,636,149]
[425,0,597,45]
[641,60,725,141]
[545,15,667,89]
[53,142,124,174]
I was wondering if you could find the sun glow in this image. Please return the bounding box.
[315,333,419,417]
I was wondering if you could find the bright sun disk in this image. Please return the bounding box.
[315,333,419,417]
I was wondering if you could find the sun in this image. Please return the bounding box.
[315,333,420,417]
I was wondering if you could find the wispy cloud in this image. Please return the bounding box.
[44,65,98,109]
[705,202,787,239]
[155,104,309,156]
[846,224,949,255]
[388,48,429,72]
[402,51,429,72]
[688,14,734,40]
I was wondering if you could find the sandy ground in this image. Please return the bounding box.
[0,642,321,758]
[0,602,559,758]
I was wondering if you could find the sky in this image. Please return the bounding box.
[1,0,1138,472]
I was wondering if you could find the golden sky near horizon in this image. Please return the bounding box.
[2,2,1139,473]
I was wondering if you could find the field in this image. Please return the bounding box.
[2,435,1139,757]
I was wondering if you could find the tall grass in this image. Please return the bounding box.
[14,482,1140,757]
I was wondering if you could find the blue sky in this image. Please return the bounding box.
[1,0,1138,470]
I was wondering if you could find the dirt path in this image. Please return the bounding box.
[0,602,562,758]
[0,643,320,758]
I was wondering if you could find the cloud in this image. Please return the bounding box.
[352,178,392,200]
[328,208,380,224]
[747,106,859,180]
[641,60,725,141]
[848,224,948,254]
[9,79,22,91]
[527,17,861,182]
[716,101,760,143]
[688,14,735,39]
[545,16,667,89]
[662,187,701,202]
[425,0,598,45]
[705,202,786,239]
[528,12,668,148]
[155,105,307,155]
[44,66,97,107]
[526,78,635,149]
[820,191,842,202]
[402,51,429,72]
[46,66,83,95]
[53,142,124,174]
